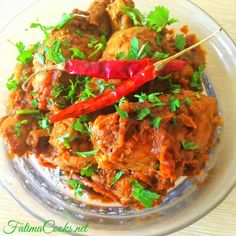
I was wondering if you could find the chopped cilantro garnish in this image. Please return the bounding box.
[66,179,86,197]
[54,13,75,30]
[79,77,96,101]
[52,83,65,98]
[80,165,97,177]
[168,96,180,112]
[34,53,45,65]
[136,108,151,120]
[74,149,98,158]
[190,65,204,91]
[9,41,33,65]
[6,74,20,91]
[175,34,186,51]
[69,47,85,59]
[58,133,78,148]
[137,42,151,59]
[31,99,39,107]
[146,6,178,32]
[152,51,169,59]
[182,97,192,104]
[126,37,139,60]
[95,80,110,94]
[122,6,145,26]
[170,83,181,94]
[181,140,199,151]
[43,39,65,64]
[134,92,164,107]
[194,92,201,99]
[14,119,29,137]
[115,97,129,119]
[156,34,163,48]
[115,51,126,60]
[76,29,84,37]
[72,115,91,136]
[88,34,106,59]
[16,109,40,115]
[150,117,162,129]
[131,180,160,208]
[111,171,123,185]
[173,116,178,126]
[30,13,74,41]
[38,116,51,132]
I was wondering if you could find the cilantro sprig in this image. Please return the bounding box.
[121,6,145,26]
[111,171,123,185]
[74,149,98,158]
[190,65,204,91]
[6,74,20,91]
[14,120,29,137]
[66,179,86,197]
[131,180,160,208]
[115,97,129,120]
[80,165,98,177]
[168,96,180,112]
[181,140,199,151]
[175,34,186,51]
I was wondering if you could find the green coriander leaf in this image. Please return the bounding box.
[115,51,126,60]
[74,149,98,158]
[168,96,180,112]
[181,140,199,151]
[30,22,51,41]
[80,165,97,177]
[14,119,29,137]
[121,6,145,26]
[146,6,178,32]
[115,105,129,119]
[175,34,186,51]
[152,51,169,59]
[66,179,86,197]
[76,29,84,37]
[148,93,164,107]
[138,42,151,59]
[95,80,110,94]
[52,83,65,98]
[190,65,204,91]
[183,97,192,104]
[6,74,20,91]
[136,108,151,120]
[79,77,96,101]
[131,180,159,208]
[126,37,139,60]
[31,99,39,107]
[34,53,45,65]
[38,116,51,132]
[150,117,162,129]
[194,92,201,99]
[54,13,75,30]
[58,133,78,148]
[170,83,181,94]
[156,34,163,48]
[16,109,40,115]
[72,116,91,136]
[111,171,123,185]
[134,92,148,103]
[12,41,33,65]
[69,47,85,59]
[88,34,107,59]
[173,116,178,126]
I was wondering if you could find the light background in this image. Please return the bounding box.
[0,0,235,235]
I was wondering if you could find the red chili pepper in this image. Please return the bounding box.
[50,60,188,123]
[64,58,155,79]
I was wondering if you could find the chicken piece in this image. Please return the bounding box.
[107,0,135,31]
[89,26,159,94]
[0,115,38,156]
[88,0,112,36]
[90,90,218,181]
[48,118,96,172]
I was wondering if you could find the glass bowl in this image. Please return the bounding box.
[0,0,236,235]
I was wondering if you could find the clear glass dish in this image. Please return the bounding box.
[0,0,236,235]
